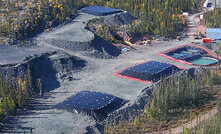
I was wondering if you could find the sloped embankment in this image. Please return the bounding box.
[0,51,86,94]
[46,34,121,59]
[39,12,125,59]
[102,12,136,26]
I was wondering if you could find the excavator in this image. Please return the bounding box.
[194,32,206,39]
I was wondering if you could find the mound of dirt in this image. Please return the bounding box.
[87,35,121,59]
[28,51,86,92]
[46,35,121,59]
[49,51,86,73]
[102,12,136,26]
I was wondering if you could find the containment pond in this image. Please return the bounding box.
[158,44,221,66]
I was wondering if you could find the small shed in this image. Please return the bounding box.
[207,28,221,40]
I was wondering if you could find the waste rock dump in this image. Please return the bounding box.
[115,61,183,83]
[101,12,136,26]
[158,44,221,66]
[56,91,126,120]
[81,6,123,16]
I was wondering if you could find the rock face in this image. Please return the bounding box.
[0,51,86,93]
[28,51,86,92]
[49,51,86,73]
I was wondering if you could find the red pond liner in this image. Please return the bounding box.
[157,44,221,67]
[114,60,186,84]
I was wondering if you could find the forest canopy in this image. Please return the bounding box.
[204,8,221,28]
[0,0,199,41]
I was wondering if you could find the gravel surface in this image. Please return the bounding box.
[42,12,97,43]
[0,11,215,134]
[37,12,121,59]
[0,45,51,65]
[1,40,197,134]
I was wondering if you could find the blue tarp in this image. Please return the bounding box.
[81,6,123,16]
[119,61,182,82]
[167,46,206,61]
[207,28,221,40]
[57,91,125,120]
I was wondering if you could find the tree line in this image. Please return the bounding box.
[0,66,32,122]
[147,68,221,120]
[0,0,199,42]
[182,98,221,134]
[204,8,221,28]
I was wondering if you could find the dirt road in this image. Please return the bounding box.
[154,107,217,134]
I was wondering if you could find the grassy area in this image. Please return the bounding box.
[182,98,221,134]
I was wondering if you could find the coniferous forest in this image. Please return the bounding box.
[0,67,32,122]
[204,8,221,28]
[0,0,199,42]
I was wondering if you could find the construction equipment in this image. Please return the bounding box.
[143,40,151,45]
[194,32,203,39]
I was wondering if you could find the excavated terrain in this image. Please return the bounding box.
[0,10,214,134]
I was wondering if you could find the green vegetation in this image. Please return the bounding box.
[148,68,221,120]
[105,69,221,133]
[0,67,32,122]
[0,0,199,43]
[87,19,122,43]
[204,8,221,28]
[148,71,210,120]
[0,0,85,41]
[183,98,221,134]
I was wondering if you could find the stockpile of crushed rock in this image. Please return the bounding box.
[102,12,136,26]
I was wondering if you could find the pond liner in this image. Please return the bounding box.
[157,44,221,67]
[56,91,126,121]
[81,6,123,16]
[114,61,185,83]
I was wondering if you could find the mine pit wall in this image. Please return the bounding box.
[0,51,86,95]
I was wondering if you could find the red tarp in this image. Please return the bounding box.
[203,38,211,43]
